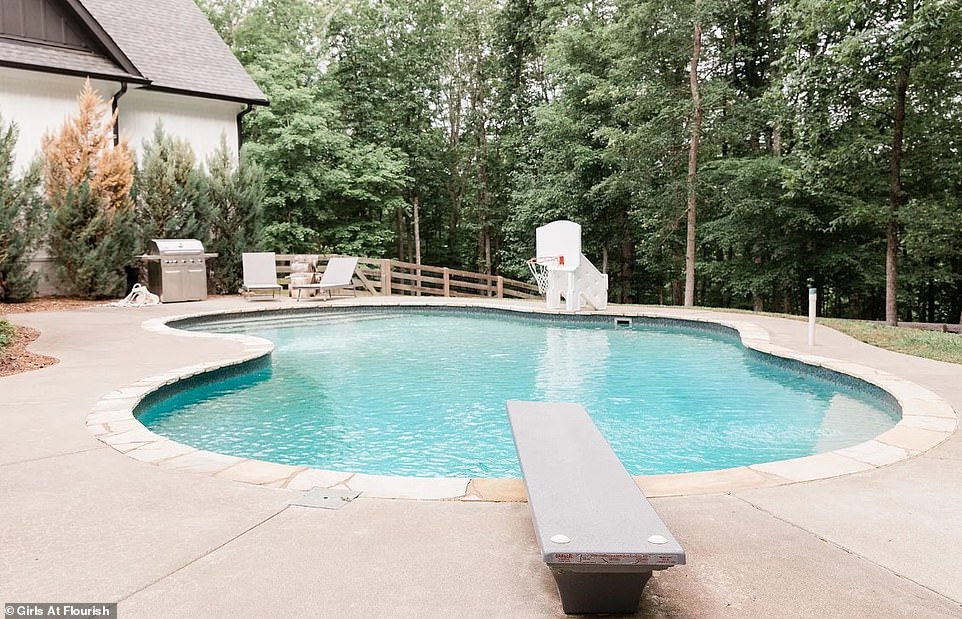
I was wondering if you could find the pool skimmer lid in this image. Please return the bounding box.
[289,487,361,510]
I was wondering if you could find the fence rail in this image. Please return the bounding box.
[275,254,540,300]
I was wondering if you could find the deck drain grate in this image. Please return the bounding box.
[289,487,361,510]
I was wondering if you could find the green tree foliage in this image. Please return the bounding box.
[259,221,319,254]
[775,0,962,321]
[48,181,138,298]
[134,121,210,244]
[506,0,697,301]
[195,0,259,46]
[326,0,448,263]
[0,117,47,302]
[233,0,409,256]
[206,139,265,294]
[234,0,343,248]
[201,0,962,320]
[436,0,503,272]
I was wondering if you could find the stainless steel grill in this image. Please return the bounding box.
[142,239,216,303]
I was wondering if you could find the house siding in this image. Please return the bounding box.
[120,88,244,166]
[0,67,117,171]
[1,66,243,172]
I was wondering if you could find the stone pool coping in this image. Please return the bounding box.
[84,298,958,501]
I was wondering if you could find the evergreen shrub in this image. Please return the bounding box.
[206,139,265,294]
[0,117,47,302]
[42,80,137,299]
[134,121,210,244]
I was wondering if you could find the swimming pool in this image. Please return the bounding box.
[136,308,900,478]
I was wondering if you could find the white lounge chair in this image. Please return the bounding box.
[241,252,282,300]
[291,256,359,301]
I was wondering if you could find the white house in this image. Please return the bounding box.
[0,0,268,172]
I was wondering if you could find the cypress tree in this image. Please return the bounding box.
[0,117,47,302]
[42,79,136,299]
[206,137,265,294]
[134,121,210,244]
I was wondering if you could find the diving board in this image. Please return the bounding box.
[507,400,686,614]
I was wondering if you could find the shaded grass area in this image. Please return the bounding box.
[819,319,962,365]
[699,306,962,365]
[0,319,13,351]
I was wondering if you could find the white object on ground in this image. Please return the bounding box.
[111,283,160,307]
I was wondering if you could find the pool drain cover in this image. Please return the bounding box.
[289,487,361,510]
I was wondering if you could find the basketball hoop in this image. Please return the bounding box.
[527,256,562,295]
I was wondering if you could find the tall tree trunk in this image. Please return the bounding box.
[396,208,405,259]
[413,194,422,296]
[474,74,491,276]
[671,279,683,305]
[752,253,764,311]
[886,2,912,326]
[476,226,491,276]
[484,230,492,288]
[413,195,422,266]
[446,71,464,263]
[617,209,633,303]
[620,237,634,304]
[448,194,461,263]
[684,4,703,307]
[886,84,908,324]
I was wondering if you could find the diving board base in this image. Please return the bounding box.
[551,568,652,614]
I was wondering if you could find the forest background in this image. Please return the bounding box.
[196,0,962,323]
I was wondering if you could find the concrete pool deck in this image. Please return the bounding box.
[2,296,961,617]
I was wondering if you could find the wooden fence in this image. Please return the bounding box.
[276,254,540,300]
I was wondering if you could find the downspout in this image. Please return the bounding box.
[111,82,128,146]
[236,103,254,151]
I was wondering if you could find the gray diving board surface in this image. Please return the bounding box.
[507,400,686,615]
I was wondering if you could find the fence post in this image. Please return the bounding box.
[443,267,450,297]
[497,276,504,299]
[381,259,392,296]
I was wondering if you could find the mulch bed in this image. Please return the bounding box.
[0,297,104,314]
[0,325,57,377]
[0,297,102,377]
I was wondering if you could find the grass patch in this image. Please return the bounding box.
[0,319,14,351]
[697,306,962,365]
[820,319,962,365]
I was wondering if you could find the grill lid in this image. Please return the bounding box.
[148,239,205,255]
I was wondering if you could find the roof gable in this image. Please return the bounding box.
[0,0,142,80]
[0,0,91,50]
[0,0,266,105]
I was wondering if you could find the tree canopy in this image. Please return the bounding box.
[199,0,962,322]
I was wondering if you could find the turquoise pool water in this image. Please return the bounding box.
[137,310,899,477]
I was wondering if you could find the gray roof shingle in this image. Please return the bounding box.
[0,39,142,82]
[81,0,266,104]
[1,0,266,105]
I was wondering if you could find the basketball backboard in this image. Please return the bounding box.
[535,220,581,271]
